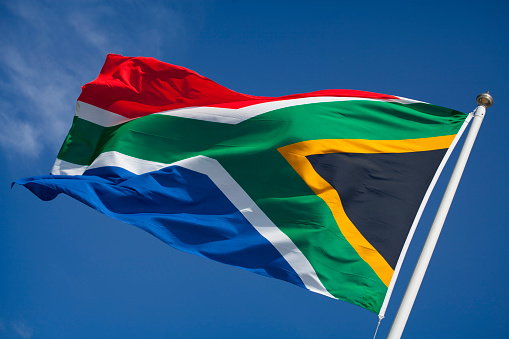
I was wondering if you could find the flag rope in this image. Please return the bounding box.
[372,316,382,339]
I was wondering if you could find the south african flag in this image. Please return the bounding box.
[17,54,470,315]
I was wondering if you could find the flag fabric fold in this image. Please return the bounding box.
[16,54,469,314]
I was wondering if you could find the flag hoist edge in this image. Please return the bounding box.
[16,54,470,315]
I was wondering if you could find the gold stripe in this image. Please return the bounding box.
[277,135,455,287]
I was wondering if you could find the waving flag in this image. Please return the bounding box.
[16,54,469,315]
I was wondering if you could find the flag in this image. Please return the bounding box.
[16,54,469,314]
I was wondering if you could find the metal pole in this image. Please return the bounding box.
[387,92,493,339]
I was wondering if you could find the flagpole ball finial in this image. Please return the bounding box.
[476,92,493,108]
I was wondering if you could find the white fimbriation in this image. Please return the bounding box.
[76,96,424,127]
[387,95,491,339]
[53,151,334,298]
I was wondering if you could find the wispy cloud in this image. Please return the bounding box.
[0,110,41,157]
[0,2,106,162]
[68,5,123,55]
[0,0,190,167]
[12,320,33,339]
[0,46,74,159]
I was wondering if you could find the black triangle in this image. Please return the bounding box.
[306,149,447,269]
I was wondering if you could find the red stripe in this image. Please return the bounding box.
[79,54,399,119]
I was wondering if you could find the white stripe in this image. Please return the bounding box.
[52,151,334,298]
[76,96,423,127]
[51,158,89,175]
[76,101,131,126]
[87,151,169,174]
[179,155,335,298]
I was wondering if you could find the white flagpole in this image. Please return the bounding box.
[387,92,493,339]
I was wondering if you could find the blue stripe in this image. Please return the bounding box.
[16,165,305,288]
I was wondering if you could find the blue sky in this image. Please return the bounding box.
[1,0,508,338]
